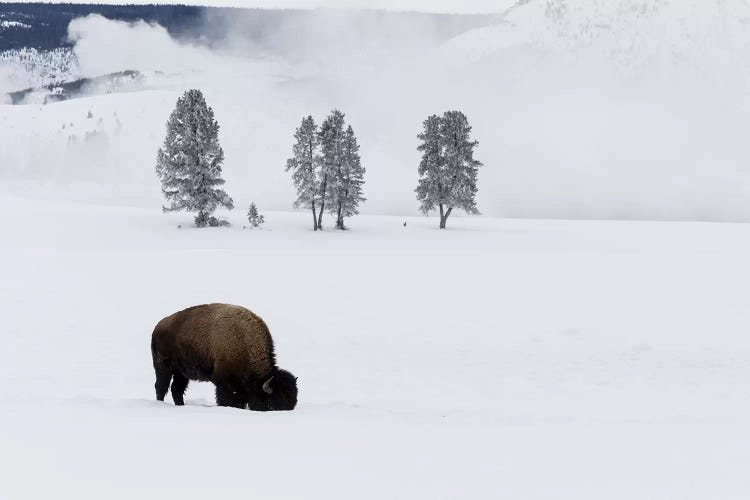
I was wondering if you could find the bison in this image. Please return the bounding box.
[151,303,298,411]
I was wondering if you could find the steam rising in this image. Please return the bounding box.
[3,2,750,222]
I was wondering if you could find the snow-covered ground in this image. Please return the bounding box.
[3,3,750,497]
[2,187,750,498]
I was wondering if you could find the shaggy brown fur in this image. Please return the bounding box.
[151,303,298,411]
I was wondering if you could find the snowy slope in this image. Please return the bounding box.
[444,0,750,74]
[4,4,750,221]
[0,47,80,93]
[2,189,750,498]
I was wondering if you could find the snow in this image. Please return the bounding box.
[2,4,750,496]
[0,20,31,30]
[0,48,80,92]
[2,186,750,498]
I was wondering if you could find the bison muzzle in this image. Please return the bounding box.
[151,303,298,411]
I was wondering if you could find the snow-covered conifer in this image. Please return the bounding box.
[286,116,321,230]
[156,89,233,228]
[247,202,265,228]
[287,110,365,231]
[317,109,346,230]
[415,111,481,229]
[328,125,365,229]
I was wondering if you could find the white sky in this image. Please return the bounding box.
[0,0,513,14]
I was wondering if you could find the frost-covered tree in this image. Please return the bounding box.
[156,89,233,227]
[286,116,321,230]
[247,202,265,228]
[317,109,346,230]
[416,111,482,229]
[415,114,442,218]
[287,109,365,231]
[328,125,365,230]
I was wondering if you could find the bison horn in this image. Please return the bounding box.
[262,376,274,394]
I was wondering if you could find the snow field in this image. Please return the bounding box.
[2,191,750,498]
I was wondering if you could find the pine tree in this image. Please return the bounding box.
[415,111,482,229]
[247,202,265,228]
[285,116,321,230]
[328,124,365,229]
[318,109,346,230]
[156,89,233,228]
[416,114,443,221]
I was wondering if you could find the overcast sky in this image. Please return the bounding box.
[0,0,513,14]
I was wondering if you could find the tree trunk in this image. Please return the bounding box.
[308,139,319,231]
[338,188,348,230]
[196,210,209,228]
[439,205,453,229]
[336,202,344,230]
[317,174,327,230]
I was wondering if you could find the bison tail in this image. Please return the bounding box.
[151,337,161,367]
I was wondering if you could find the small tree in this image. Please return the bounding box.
[156,89,234,227]
[328,125,365,229]
[416,111,481,229]
[318,109,346,230]
[247,202,265,228]
[286,116,321,230]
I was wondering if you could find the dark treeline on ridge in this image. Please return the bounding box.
[0,3,498,52]
[0,3,205,50]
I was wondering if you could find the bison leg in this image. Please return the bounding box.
[171,371,190,406]
[154,367,172,402]
[215,384,246,409]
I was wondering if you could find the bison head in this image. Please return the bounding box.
[260,368,298,411]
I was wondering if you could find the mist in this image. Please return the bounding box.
[2,1,750,221]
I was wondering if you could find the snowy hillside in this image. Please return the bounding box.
[446,0,750,75]
[0,47,80,93]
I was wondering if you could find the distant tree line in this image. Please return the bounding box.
[0,3,206,51]
[156,89,482,230]
[0,4,495,52]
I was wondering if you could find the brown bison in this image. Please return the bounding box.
[151,303,298,411]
